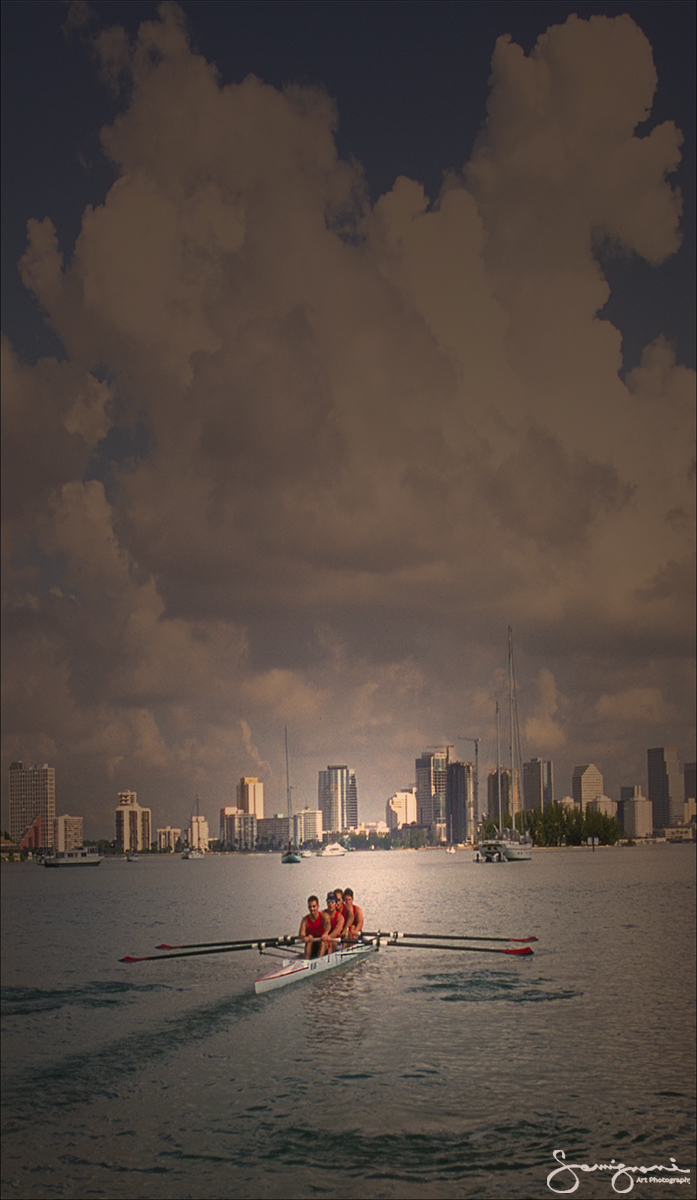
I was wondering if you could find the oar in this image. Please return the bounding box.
[121,938,291,963]
[384,940,533,956]
[155,935,296,950]
[366,931,538,944]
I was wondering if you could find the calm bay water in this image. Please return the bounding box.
[2,845,695,1200]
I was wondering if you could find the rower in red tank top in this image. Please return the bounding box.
[299,895,329,958]
[341,888,364,941]
[323,893,345,952]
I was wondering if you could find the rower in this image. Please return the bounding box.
[299,895,329,959]
[342,887,364,941]
[333,888,346,923]
[323,892,345,953]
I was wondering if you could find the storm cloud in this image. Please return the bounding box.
[2,4,694,831]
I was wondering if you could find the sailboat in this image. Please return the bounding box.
[477,629,532,862]
[281,728,302,863]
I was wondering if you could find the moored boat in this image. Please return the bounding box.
[281,842,301,864]
[44,849,103,867]
[254,939,377,994]
[181,848,205,859]
[319,841,346,857]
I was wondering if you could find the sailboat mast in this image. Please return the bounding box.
[284,726,293,830]
[508,626,514,829]
[496,701,502,832]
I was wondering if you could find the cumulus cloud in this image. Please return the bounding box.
[2,5,694,832]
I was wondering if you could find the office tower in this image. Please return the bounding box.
[385,789,417,831]
[187,812,209,851]
[237,777,264,820]
[647,748,683,828]
[53,815,83,851]
[318,766,357,833]
[487,768,519,822]
[572,764,604,812]
[586,796,617,818]
[685,763,696,804]
[523,758,554,809]
[415,750,448,833]
[620,788,653,839]
[115,790,152,852]
[446,761,474,844]
[9,762,56,848]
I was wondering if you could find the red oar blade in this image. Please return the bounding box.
[501,946,533,956]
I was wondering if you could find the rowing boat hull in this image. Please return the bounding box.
[254,941,377,994]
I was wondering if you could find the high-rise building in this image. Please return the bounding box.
[115,791,152,852]
[684,763,696,804]
[523,758,554,810]
[620,787,653,839]
[647,748,683,828]
[293,809,323,844]
[446,761,474,844]
[385,789,417,831]
[318,766,357,833]
[157,827,181,852]
[187,812,209,851]
[236,777,264,820]
[572,764,604,812]
[9,762,56,848]
[486,768,520,822]
[415,750,448,835]
[221,810,256,850]
[53,815,83,851]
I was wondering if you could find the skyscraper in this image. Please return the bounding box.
[523,758,554,809]
[318,766,357,833]
[115,790,152,852]
[446,761,474,844]
[415,750,448,834]
[647,748,683,829]
[572,764,603,812]
[9,761,56,848]
[237,777,264,820]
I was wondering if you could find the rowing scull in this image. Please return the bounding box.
[254,939,378,994]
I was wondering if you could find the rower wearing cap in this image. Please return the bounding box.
[323,892,345,952]
[299,895,329,959]
[341,888,364,941]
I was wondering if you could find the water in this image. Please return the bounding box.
[2,846,695,1200]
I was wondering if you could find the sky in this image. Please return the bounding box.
[2,0,695,838]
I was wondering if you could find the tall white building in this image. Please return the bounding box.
[415,750,448,834]
[53,815,83,851]
[572,764,604,812]
[386,789,418,830]
[237,777,264,820]
[187,813,209,851]
[293,808,323,844]
[9,762,56,848]
[115,791,152,852]
[318,766,357,833]
[623,794,653,839]
[157,826,181,852]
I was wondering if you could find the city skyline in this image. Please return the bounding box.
[7,742,695,844]
[2,2,695,837]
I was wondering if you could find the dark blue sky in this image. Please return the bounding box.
[2,0,695,371]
